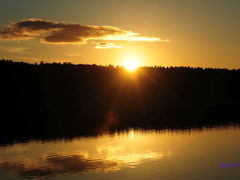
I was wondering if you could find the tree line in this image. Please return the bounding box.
[0,59,239,144]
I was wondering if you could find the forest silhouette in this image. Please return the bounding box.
[0,59,240,144]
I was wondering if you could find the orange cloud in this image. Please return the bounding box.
[0,47,28,53]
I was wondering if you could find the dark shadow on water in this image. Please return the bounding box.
[0,59,240,145]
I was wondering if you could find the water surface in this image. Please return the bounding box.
[0,126,240,179]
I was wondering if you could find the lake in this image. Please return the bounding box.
[0,126,240,180]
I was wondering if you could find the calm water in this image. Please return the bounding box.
[1,126,240,180]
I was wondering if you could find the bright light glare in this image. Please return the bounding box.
[123,57,140,71]
[129,129,136,140]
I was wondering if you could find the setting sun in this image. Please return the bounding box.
[123,57,140,71]
[1,0,240,180]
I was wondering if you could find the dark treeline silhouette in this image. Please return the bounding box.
[0,59,240,144]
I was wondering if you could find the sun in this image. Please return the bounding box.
[123,57,140,71]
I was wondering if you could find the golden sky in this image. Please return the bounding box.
[0,0,239,68]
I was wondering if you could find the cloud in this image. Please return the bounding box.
[0,19,165,47]
[0,47,28,53]
[95,42,123,49]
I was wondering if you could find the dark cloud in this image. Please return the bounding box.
[0,19,123,44]
[0,19,163,46]
[0,19,127,44]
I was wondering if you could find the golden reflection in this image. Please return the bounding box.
[0,130,171,179]
[96,145,162,167]
[129,129,136,140]
[1,127,240,179]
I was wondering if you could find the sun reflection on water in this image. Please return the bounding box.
[1,127,240,180]
[0,129,171,179]
[129,129,136,140]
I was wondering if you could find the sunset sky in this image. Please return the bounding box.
[0,0,239,68]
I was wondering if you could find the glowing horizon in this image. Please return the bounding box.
[0,0,239,68]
